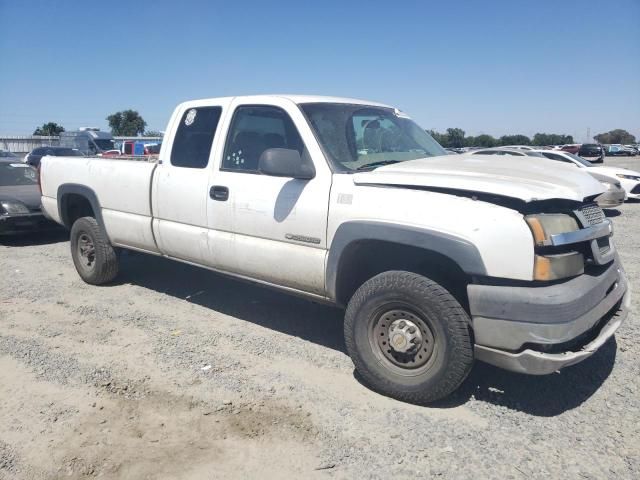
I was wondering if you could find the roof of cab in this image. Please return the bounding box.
[179,94,393,109]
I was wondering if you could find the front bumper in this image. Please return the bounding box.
[0,212,58,235]
[468,260,629,375]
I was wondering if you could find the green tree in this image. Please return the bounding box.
[499,134,530,146]
[107,110,147,136]
[594,129,636,144]
[465,134,498,147]
[426,129,449,147]
[446,128,466,148]
[33,122,65,136]
[532,133,574,146]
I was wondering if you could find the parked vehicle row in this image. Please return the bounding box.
[37,95,630,404]
[24,146,84,168]
[470,147,640,206]
[606,144,639,156]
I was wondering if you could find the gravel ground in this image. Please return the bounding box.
[1,157,639,479]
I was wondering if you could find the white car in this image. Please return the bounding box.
[38,95,628,404]
[470,148,625,207]
[501,145,536,151]
[537,150,640,200]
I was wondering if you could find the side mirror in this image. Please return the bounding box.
[258,148,315,180]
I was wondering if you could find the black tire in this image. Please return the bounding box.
[70,216,119,285]
[344,271,473,404]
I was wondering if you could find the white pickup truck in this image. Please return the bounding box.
[40,95,630,403]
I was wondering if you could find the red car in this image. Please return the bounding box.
[560,144,580,154]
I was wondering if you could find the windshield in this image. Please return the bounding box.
[300,103,446,171]
[564,152,594,167]
[0,163,37,186]
[93,139,115,151]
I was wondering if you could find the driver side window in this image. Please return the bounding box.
[222,106,304,173]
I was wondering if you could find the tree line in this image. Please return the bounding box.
[427,128,636,148]
[32,110,160,137]
[426,128,575,148]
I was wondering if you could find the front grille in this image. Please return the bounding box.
[575,203,605,226]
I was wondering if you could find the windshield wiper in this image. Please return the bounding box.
[356,160,401,171]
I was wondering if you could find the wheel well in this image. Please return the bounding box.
[334,240,471,311]
[60,193,95,228]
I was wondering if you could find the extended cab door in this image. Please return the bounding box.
[152,99,231,263]
[205,97,332,296]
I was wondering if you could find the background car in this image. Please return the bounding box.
[577,143,605,163]
[559,144,580,154]
[0,150,21,160]
[537,149,640,200]
[605,144,634,156]
[469,147,547,158]
[24,146,84,168]
[0,159,57,235]
[500,145,536,151]
[471,148,623,208]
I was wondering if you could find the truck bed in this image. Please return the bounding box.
[41,156,159,252]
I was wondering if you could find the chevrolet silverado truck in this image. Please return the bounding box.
[39,95,630,404]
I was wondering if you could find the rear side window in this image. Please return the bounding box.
[222,106,304,172]
[170,106,222,168]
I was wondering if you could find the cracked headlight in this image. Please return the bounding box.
[525,214,584,281]
[0,200,29,215]
[524,214,580,246]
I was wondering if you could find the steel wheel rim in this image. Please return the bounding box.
[369,307,437,376]
[77,233,96,271]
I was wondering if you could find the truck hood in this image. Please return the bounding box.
[352,154,604,203]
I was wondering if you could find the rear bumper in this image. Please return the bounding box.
[468,259,629,374]
[0,212,58,235]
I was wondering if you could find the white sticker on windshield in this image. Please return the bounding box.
[185,108,197,126]
[393,109,411,119]
[9,163,30,168]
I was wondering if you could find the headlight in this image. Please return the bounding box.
[525,214,584,281]
[533,252,584,281]
[616,173,640,181]
[524,214,580,246]
[0,201,29,215]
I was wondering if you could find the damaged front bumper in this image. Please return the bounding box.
[468,259,629,375]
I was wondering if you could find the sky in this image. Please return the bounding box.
[0,0,639,142]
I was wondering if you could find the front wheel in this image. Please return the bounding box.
[70,216,119,285]
[344,271,473,404]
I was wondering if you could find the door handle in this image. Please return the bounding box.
[210,185,229,201]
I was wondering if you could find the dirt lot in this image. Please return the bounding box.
[1,157,639,479]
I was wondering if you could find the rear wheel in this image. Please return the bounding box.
[70,216,119,285]
[344,271,473,404]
